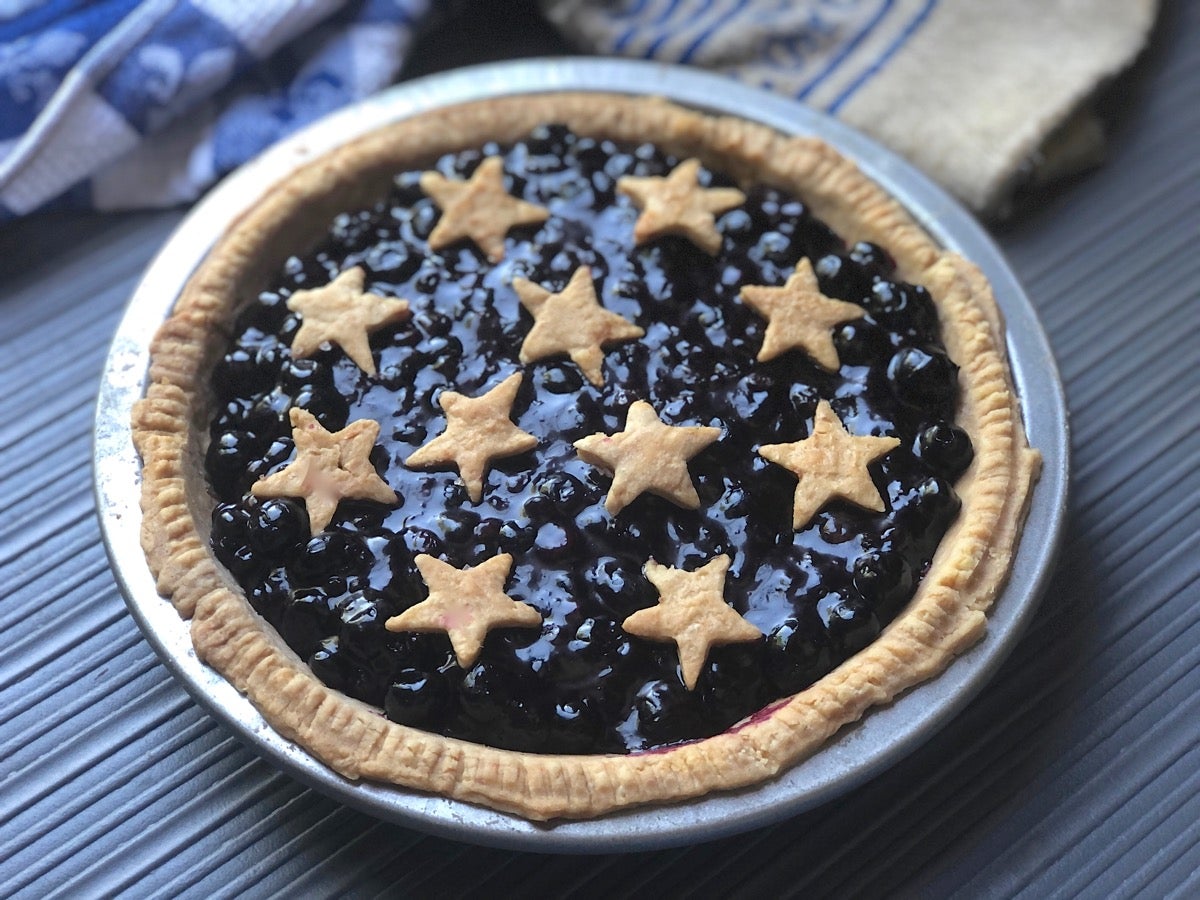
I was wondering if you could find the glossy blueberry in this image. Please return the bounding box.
[632,678,701,747]
[279,357,331,395]
[547,696,605,753]
[815,252,874,303]
[700,644,766,730]
[909,476,962,534]
[235,292,290,334]
[291,383,350,430]
[847,241,894,276]
[817,591,881,655]
[385,667,450,728]
[308,636,350,692]
[540,365,584,395]
[290,533,372,583]
[763,617,832,695]
[211,347,274,401]
[437,507,480,545]
[867,280,939,334]
[887,346,959,407]
[536,472,590,514]
[916,422,975,480]
[280,588,340,658]
[458,661,545,752]
[205,430,264,494]
[832,319,890,367]
[852,549,915,616]
[252,498,307,554]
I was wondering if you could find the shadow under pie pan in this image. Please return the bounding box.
[95,59,1067,852]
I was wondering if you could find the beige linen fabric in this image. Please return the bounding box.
[546,0,1159,215]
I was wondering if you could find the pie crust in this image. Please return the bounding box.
[132,93,1040,821]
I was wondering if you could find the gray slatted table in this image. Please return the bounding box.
[1,2,1196,896]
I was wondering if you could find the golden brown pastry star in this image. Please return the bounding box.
[616,158,746,254]
[739,257,866,370]
[420,156,550,262]
[623,555,761,690]
[404,372,537,502]
[286,265,410,376]
[251,407,397,535]
[512,266,645,386]
[758,400,901,530]
[385,553,542,668]
[574,400,720,515]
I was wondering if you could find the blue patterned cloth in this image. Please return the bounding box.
[546,0,938,114]
[0,0,1154,219]
[0,0,428,217]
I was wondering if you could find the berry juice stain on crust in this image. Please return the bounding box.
[204,125,969,754]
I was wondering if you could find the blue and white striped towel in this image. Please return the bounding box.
[0,0,1157,220]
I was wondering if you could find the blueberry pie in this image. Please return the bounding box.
[132,94,1040,820]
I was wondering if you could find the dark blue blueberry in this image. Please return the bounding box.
[815,252,874,304]
[536,471,589,514]
[525,123,570,156]
[252,498,307,554]
[547,696,604,753]
[632,678,701,747]
[764,617,832,695]
[833,319,890,366]
[205,430,264,493]
[867,280,939,335]
[750,230,796,268]
[385,667,450,728]
[254,338,290,373]
[308,636,351,693]
[211,347,273,401]
[887,346,959,408]
[699,644,766,731]
[818,591,881,655]
[916,422,975,480]
[847,241,894,277]
[852,548,915,617]
[279,357,330,395]
[457,661,545,752]
[210,502,261,580]
[437,507,480,546]
[280,588,340,658]
[907,475,962,536]
[290,383,349,431]
[540,365,583,395]
[247,566,290,625]
[290,533,372,583]
[497,520,536,555]
[414,308,454,337]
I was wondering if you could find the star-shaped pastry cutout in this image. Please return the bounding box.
[758,400,901,530]
[385,553,542,668]
[739,257,866,370]
[251,407,397,535]
[574,400,720,515]
[623,555,761,690]
[286,266,410,376]
[616,158,746,255]
[512,266,645,386]
[419,156,550,262]
[404,372,537,502]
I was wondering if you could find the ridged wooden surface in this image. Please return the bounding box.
[1,3,1196,896]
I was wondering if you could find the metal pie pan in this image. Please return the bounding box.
[94,58,1068,853]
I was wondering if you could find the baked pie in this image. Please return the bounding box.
[132,93,1040,820]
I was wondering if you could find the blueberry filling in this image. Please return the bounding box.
[204,124,969,754]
